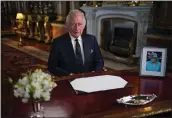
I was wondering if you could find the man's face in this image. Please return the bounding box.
[68,13,85,38]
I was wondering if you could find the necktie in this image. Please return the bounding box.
[75,39,83,66]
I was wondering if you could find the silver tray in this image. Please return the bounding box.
[116,94,157,105]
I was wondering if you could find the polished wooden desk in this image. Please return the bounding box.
[4,70,172,118]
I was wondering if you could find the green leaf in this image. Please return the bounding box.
[8,77,13,85]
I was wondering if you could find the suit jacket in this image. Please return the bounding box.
[48,33,104,76]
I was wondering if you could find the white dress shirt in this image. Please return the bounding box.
[69,33,85,64]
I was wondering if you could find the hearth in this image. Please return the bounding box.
[102,18,137,56]
[81,4,153,65]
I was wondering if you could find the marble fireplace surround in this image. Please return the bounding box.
[81,5,153,57]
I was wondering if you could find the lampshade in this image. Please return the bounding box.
[16,13,24,20]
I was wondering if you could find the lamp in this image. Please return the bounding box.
[16,13,24,47]
[16,13,24,20]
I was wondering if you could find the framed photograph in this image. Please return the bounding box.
[140,47,167,77]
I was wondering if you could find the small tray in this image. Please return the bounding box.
[117,94,157,105]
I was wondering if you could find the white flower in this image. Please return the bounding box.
[37,75,44,82]
[41,91,50,101]
[18,76,28,85]
[12,69,57,103]
[25,84,31,93]
[30,73,37,80]
[44,95,50,101]
[14,84,18,88]
[31,82,41,90]
[33,89,43,99]
[53,83,57,88]
[42,79,49,86]
[23,91,30,98]
[14,89,20,97]
[22,98,28,103]
[17,87,25,97]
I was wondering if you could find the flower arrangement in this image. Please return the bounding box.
[8,69,57,103]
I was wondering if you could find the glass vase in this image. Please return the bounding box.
[30,101,44,118]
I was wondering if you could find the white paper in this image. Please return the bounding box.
[70,75,128,93]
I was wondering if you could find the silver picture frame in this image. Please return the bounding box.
[139,47,167,77]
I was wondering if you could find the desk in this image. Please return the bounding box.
[3,71,172,118]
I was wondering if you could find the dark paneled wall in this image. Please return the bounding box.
[153,1,172,30]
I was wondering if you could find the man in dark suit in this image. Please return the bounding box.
[48,9,104,76]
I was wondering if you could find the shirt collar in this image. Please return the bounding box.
[69,33,82,41]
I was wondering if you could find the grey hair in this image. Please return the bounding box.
[66,9,86,27]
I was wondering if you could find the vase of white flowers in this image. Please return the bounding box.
[31,100,43,118]
[8,69,57,118]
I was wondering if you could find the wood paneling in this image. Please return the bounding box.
[153,1,172,29]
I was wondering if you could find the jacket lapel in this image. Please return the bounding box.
[82,35,90,65]
[65,34,76,63]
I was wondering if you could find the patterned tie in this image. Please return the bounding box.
[75,39,83,66]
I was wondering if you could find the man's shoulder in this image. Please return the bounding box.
[83,34,95,38]
[52,33,69,43]
[82,34,96,42]
[54,33,69,40]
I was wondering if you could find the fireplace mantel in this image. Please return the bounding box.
[81,5,153,57]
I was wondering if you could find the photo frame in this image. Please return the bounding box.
[140,47,167,77]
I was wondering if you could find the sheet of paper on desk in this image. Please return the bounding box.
[70,75,128,93]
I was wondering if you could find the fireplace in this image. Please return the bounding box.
[81,4,153,64]
[101,18,137,58]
